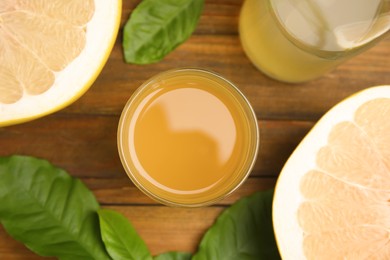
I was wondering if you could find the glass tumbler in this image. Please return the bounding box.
[117,68,259,207]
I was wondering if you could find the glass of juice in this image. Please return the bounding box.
[239,0,390,83]
[117,68,259,207]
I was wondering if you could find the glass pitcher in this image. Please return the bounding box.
[239,0,390,83]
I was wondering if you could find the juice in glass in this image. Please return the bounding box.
[239,0,390,83]
[117,68,259,207]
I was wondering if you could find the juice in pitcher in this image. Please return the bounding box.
[239,0,390,83]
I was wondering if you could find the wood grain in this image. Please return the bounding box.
[0,116,312,177]
[0,0,389,259]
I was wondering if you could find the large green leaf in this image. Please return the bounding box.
[0,155,110,260]
[123,0,204,64]
[192,190,281,260]
[154,251,191,260]
[98,209,153,260]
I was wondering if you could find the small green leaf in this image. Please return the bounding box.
[98,209,153,260]
[0,155,110,260]
[123,0,204,64]
[154,252,191,260]
[192,190,281,260]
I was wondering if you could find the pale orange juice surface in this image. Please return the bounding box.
[117,69,259,207]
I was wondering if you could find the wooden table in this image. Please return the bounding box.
[1,1,389,259]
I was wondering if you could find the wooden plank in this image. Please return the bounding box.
[255,120,313,176]
[0,225,55,259]
[0,174,275,259]
[61,34,390,120]
[0,116,313,177]
[55,0,390,120]
[83,176,276,206]
[0,206,225,259]
[0,176,275,259]
[103,205,225,256]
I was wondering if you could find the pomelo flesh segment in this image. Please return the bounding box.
[298,171,390,235]
[300,98,390,258]
[0,0,94,104]
[0,32,54,101]
[355,99,390,170]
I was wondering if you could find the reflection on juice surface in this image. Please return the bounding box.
[132,87,241,193]
[118,69,259,207]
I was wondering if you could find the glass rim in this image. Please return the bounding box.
[268,0,390,58]
[117,67,260,207]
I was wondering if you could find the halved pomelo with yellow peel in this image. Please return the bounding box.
[273,86,390,259]
[0,0,121,126]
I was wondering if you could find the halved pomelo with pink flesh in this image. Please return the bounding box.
[0,0,121,126]
[273,86,390,259]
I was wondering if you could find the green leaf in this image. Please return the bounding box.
[98,209,153,260]
[123,0,204,64]
[154,252,191,260]
[192,190,281,260]
[0,155,111,260]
